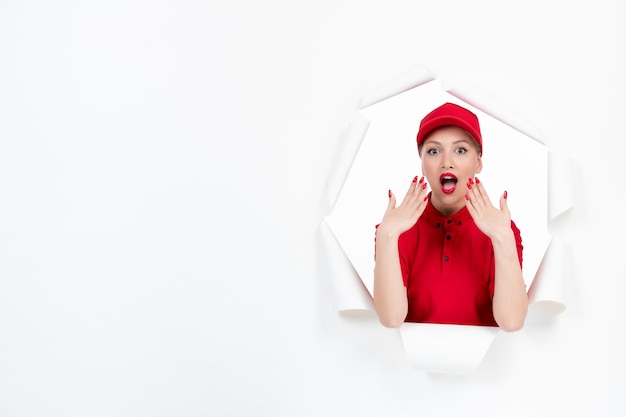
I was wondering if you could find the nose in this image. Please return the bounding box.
[441,150,453,169]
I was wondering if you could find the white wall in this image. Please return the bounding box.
[0,1,624,416]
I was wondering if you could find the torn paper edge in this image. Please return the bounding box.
[527,236,569,314]
[319,218,373,312]
[400,323,501,374]
[321,63,571,373]
[444,76,545,146]
[360,63,436,109]
[548,150,575,224]
[320,112,370,217]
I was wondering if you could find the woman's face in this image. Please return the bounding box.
[420,126,482,216]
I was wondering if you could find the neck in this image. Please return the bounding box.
[429,195,465,217]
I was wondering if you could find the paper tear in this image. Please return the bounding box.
[360,63,435,109]
[446,77,545,145]
[528,237,569,314]
[322,63,570,373]
[400,323,501,374]
[548,151,575,224]
[318,218,373,312]
[321,113,370,217]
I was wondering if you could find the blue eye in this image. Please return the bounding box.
[455,147,468,154]
[426,148,440,155]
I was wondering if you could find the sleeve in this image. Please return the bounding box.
[489,250,496,298]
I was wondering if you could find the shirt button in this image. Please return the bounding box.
[443,256,449,261]
[446,235,451,240]
[447,220,452,224]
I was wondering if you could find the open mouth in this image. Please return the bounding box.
[439,173,458,194]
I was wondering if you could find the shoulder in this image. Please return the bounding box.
[397,215,431,253]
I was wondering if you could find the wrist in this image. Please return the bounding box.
[376,223,401,241]
[489,227,515,248]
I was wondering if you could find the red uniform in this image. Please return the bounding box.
[396,200,523,326]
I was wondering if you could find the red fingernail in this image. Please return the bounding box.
[424,195,428,201]
[413,176,418,183]
[422,182,427,190]
[504,190,508,199]
[465,194,469,200]
[467,183,472,189]
[388,189,392,198]
[469,177,474,185]
[419,176,424,184]
[475,177,480,184]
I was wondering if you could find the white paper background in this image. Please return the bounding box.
[1,1,625,416]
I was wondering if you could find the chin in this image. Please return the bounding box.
[437,189,460,201]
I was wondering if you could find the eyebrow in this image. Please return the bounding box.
[424,139,472,147]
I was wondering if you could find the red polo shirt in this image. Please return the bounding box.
[397,200,523,326]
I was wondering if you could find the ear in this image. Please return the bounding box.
[475,154,483,174]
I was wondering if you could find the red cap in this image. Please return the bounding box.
[416,102,482,152]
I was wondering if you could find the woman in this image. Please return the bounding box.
[373,102,528,332]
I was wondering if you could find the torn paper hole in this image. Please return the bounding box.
[320,64,572,373]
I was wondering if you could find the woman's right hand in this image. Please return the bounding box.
[376,176,429,239]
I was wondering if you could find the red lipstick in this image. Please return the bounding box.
[439,172,458,195]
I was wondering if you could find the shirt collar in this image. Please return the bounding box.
[423,196,472,228]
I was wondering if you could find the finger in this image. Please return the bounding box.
[465,192,478,217]
[475,177,490,200]
[416,186,430,214]
[465,179,482,210]
[409,175,422,196]
[417,176,428,196]
[499,190,510,215]
[469,177,490,209]
[401,176,423,207]
[412,177,429,207]
[385,189,396,213]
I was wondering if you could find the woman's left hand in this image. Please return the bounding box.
[465,177,511,240]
